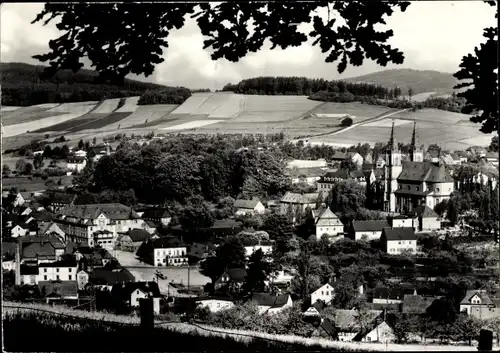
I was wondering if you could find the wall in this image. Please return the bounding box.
[391,218,414,228]
[362,321,395,343]
[38,265,78,283]
[422,217,441,231]
[197,299,235,313]
[311,283,335,304]
[372,298,403,304]
[131,289,148,307]
[245,245,273,258]
[386,240,417,255]
[355,230,382,241]
[154,247,188,267]
[77,271,89,290]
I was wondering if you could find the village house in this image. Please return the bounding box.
[17,235,66,267]
[424,150,440,163]
[406,205,441,232]
[376,156,386,169]
[111,281,163,315]
[38,280,79,304]
[117,229,152,252]
[381,227,417,255]
[46,192,77,212]
[304,300,326,317]
[469,146,488,158]
[331,151,364,169]
[234,199,266,216]
[19,257,78,285]
[38,221,66,239]
[196,296,236,313]
[401,294,439,315]
[243,240,274,258]
[79,265,135,291]
[214,268,247,292]
[66,155,87,172]
[9,217,38,238]
[372,286,417,305]
[352,311,396,343]
[141,207,172,227]
[54,203,145,247]
[311,282,336,305]
[315,207,344,241]
[138,236,188,267]
[280,192,324,213]
[455,151,469,163]
[288,167,326,185]
[348,220,390,241]
[91,144,112,163]
[251,292,293,315]
[317,170,368,192]
[315,309,383,342]
[460,290,500,320]
[2,191,25,209]
[74,245,114,269]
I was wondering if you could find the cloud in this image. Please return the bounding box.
[1,2,496,89]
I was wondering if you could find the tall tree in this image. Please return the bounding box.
[242,249,273,296]
[200,235,246,283]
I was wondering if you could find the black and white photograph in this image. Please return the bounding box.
[1,1,498,352]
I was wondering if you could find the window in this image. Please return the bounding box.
[44,268,47,273]
[217,302,221,308]
[321,291,324,295]
[436,188,440,192]
[416,186,419,191]
[56,275,60,280]
[44,275,47,280]
[407,185,411,190]
[69,275,72,280]
[56,268,59,273]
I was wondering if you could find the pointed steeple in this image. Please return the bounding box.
[389,119,398,150]
[410,118,418,149]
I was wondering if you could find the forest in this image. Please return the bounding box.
[0,62,193,106]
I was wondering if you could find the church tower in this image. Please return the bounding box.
[410,119,424,162]
[384,119,403,213]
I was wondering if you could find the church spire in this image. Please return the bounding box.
[410,118,418,149]
[389,119,398,150]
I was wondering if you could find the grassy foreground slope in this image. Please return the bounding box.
[2,303,354,352]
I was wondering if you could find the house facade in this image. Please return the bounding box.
[234,199,266,216]
[381,227,417,255]
[460,290,500,320]
[149,237,188,267]
[317,170,368,192]
[252,292,293,315]
[315,208,344,240]
[349,220,390,241]
[196,297,235,312]
[311,282,335,304]
[66,156,87,172]
[280,192,323,213]
[244,242,273,258]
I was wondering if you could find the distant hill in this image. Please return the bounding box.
[0,62,189,106]
[343,69,459,95]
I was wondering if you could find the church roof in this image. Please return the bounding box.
[397,161,453,183]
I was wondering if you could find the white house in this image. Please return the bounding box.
[381,227,417,255]
[151,237,188,267]
[234,199,266,216]
[349,220,390,241]
[315,208,344,241]
[354,317,395,343]
[11,223,36,238]
[311,282,336,304]
[141,208,172,227]
[66,156,87,172]
[406,205,441,232]
[2,260,15,271]
[286,159,328,169]
[118,282,163,315]
[20,259,78,285]
[280,192,324,213]
[459,290,500,320]
[196,297,235,313]
[244,241,274,258]
[252,292,293,315]
[289,167,326,185]
[76,270,89,290]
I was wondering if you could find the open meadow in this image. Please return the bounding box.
[2,175,73,192]
[3,94,491,149]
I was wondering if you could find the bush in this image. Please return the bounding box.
[340,117,353,127]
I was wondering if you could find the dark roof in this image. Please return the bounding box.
[58,203,141,220]
[382,227,416,241]
[460,290,493,305]
[234,199,261,209]
[251,292,291,308]
[20,264,39,275]
[352,220,390,232]
[152,236,186,249]
[373,286,416,300]
[196,296,236,302]
[38,280,78,297]
[22,242,57,259]
[2,241,16,257]
[332,151,348,160]
[311,300,326,312]
[398,161,453,183]
[141,208,171,219]
[365,302,401,311]
[402,295,439,314]
[112,281,162,298]
[406,205,438,218]
[91,267,135,285]
[126,229,151,243]
[49,192,77,204]
[220,268,247,282]
[394,189,432,196]
[39,259,78,267]
[29,211,55,222]
[352,312,398,342]
[317,318,336,337]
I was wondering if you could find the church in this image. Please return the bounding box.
[383,119,455,213]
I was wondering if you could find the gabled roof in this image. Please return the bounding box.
[352,312,398,342]
[38,280,78,297]
[234,199,261,209]
[251,292,291,308]
[460,290,493,305]
[220,268,247,282]
[141,207,171,219]
[112,281,162,298]
[29,211,55,222]
[382,227,416,241]
[317,208,340,221]
[372,286,416,300]
[126,228,151,243]
[20,264,39,275]
[152,236,186,249]
[281,192,319,204]
[402,295,439,314]
[58,203,141,220]
[352,220,390,232]
[39,258,78,268]
[407,205,438,218]
[317,317,336,337]
[332,151,348,160]
[91,267,135,286]
[398,161,454,183]
[334,309,382,331]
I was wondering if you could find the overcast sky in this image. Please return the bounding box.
[1,2,496,90]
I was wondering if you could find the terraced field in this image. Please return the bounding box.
[308,108,488,150]
[115,96,140,113]
[4,102,98,137]
[2,103,61,126]
[170,93,212,114]
[114,104,179,129]
[1,106,22,112]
